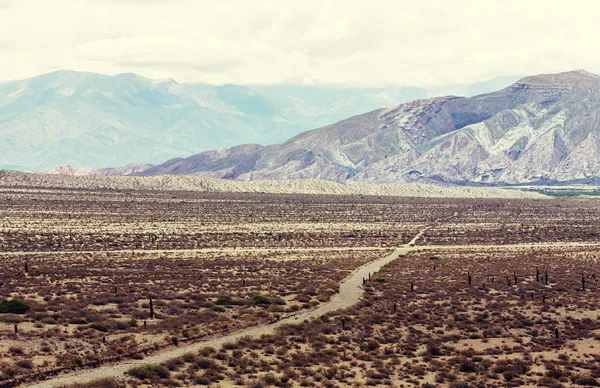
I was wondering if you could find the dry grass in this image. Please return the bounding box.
[2,185,600,387]
[145,245,600,387]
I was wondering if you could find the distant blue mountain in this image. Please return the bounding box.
[0,71,300,171]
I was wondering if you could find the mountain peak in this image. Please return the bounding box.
[516,69,599,86]
[571,69,598,76]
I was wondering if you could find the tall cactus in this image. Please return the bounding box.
[149,295,155,319]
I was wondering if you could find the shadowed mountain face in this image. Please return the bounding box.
[138,70,600,185]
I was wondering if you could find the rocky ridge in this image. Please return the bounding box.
[136,70,600,185]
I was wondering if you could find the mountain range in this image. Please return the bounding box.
[5,69,600,186]
[132,70,600,186]
[0,70,518,171]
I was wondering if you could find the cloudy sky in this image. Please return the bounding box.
[0,0,598,86]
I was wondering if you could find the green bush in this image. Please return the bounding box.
[246,295,272,305]
[0,299,30,314]
[127,364,170,380]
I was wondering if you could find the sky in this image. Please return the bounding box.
[0,0,599,86]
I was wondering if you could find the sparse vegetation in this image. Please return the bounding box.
[3,186,600,386]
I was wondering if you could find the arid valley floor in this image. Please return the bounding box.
[2,183,600,387]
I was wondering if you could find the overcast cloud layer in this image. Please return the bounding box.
[0,0,598,86]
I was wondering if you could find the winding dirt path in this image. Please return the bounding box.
[19,214,462,387]
[27,249,410,387]
[25,235,431,387]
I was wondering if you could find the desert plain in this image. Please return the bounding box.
[1,176,600,387]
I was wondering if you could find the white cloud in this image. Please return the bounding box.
[0,0,599,86]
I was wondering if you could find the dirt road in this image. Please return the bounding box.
[26,245,409,387]
[21,218,449,387]
[35,214,587,387]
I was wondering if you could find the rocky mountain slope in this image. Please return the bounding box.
[0,170,544,199]
[138,70,600,185]
[0,70,518,172]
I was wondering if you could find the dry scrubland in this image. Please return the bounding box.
[0,187,426,251]
[0,249,384,386]
[0,177,600,387]
[0,171,544,199]
[110,248,600,387]
[124,246,600,388]
[419,200,600,246]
